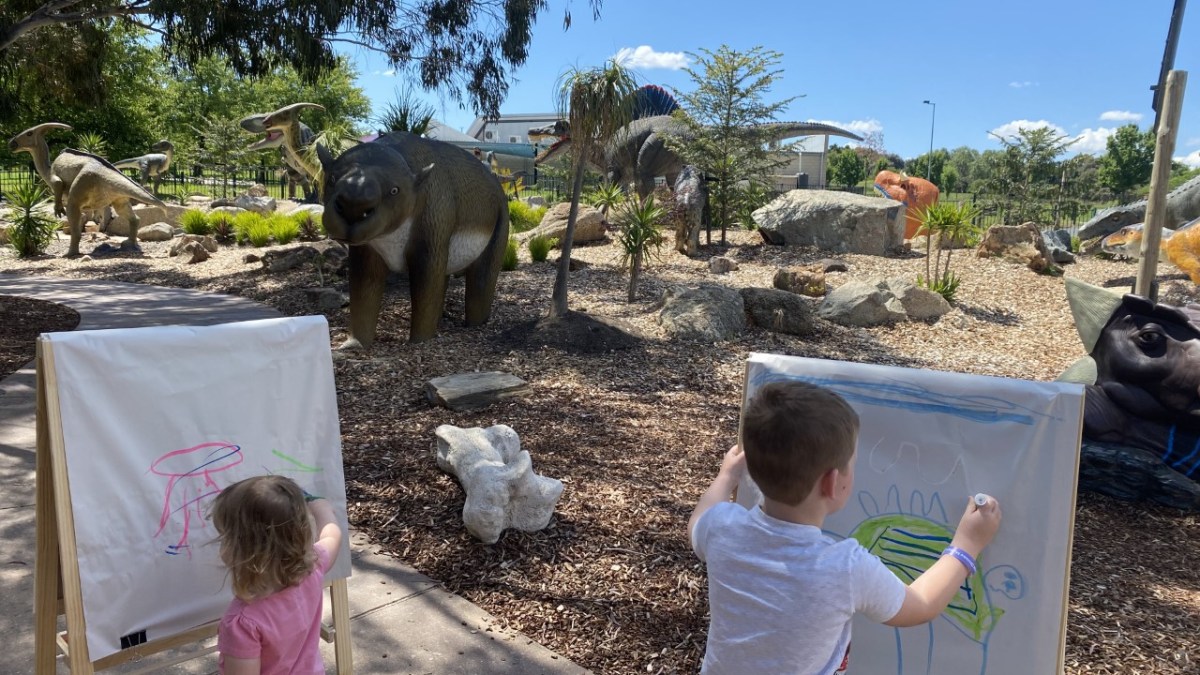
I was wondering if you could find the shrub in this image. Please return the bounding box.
[502,237,519,271]
[527,234,557,262]
[179,209,211,235]
[913,201,982,304]
[233,211,265,245]
[292,211,324,240]
[509,200,546,233]
[209,211,236,243]
[270,214,300,245]
[5,183,58,257]
[616,195,666,301]
[585,181,625,219]
[916,271,961,303]
[247,218,274,247]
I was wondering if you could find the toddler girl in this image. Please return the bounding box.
[211,475,342,675]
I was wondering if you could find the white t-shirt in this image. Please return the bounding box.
[692,502,907,674]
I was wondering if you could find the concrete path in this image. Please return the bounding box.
[0,274,588,674]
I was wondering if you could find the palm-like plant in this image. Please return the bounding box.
[586,181,625,220]
[915,201,982,302]
[5,183,59,257]
[375,87,436,136]
[617,195,666,301]
[74,131,108,157]
[550,60,638,317]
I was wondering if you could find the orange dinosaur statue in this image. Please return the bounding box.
[873,170,940,238]
[1100,216,1200,284]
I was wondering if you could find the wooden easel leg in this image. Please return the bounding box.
[330,578,353,674]
[34,359,61,674]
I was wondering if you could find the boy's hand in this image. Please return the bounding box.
[951,495,1002,557]
[718,444,746,481]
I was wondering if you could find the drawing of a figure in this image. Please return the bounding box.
[149,442,244,556]
[845,486,1025,675]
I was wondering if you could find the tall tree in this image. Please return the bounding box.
[1098,124,1154,201]
[1,0,602,117]
[672,45,796,243]
[985,126,1076,224]
[827,145,865,187]
[550,59,637,317]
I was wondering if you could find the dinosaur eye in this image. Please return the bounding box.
[390,187,399,195]
[1136,328,1164,346]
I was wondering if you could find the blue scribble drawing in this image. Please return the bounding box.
[748,369,1059,426]
[835,485,1025,675]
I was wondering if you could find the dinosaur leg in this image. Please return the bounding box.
[64,203,84,258]
[113,201,142,252]
[405,235,450,343]
[463,209,509,327]
[343,244,391,350]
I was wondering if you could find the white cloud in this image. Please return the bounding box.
[612,46,688,70]
[373,69,396,77]
[988,120,1116,155]
[1099,110,1143,122]
[1071,127,1116,154]
[1009,81,1038,88]
[808,118,883,139]
[1177,150,1200,168]
[988,120,1066,142]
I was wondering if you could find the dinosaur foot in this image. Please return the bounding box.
[119,240,143,253]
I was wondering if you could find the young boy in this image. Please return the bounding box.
[689,380,1001,674]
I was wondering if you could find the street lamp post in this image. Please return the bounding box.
[922,100,936,181]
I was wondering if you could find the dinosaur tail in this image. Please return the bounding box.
[112,158,141,170]
[758,121,865,143]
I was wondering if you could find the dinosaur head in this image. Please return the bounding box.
[1084,206,1144,237]
[151,140,174,153]
[262,103,325,133]
[239,114,286,151]
[534,137,571,165]
[7,122,72,154]
[318,141,433,246]
[528,120,569,145]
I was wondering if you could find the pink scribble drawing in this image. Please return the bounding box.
[149,442,244,556]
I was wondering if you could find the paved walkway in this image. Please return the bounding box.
[0,274,588,674]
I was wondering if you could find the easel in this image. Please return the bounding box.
[33,339,354,674]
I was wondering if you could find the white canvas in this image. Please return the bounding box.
[43,315,351,661]
[735,353,1083,675]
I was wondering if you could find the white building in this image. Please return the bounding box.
[466,113,560,145]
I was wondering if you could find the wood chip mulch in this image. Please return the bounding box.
[2,226,1198,674]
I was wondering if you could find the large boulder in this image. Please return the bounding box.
[518,202,607,246]
[137,222,176,242]
[976,222,1056,273]
[234,194,278,215]
[752,190,906,256]
[106,203,187,236]
[656,284,746,342]
[259,240,349,274]
[817,278,950,327]
[740,287,818,336]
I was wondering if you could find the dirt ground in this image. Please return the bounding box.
[2,225,1197,674]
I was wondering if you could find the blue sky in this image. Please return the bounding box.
[340,0,1200,167]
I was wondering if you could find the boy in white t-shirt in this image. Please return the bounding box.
[689,380,1002,674]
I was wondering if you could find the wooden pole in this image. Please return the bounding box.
[1136,70,1187,300]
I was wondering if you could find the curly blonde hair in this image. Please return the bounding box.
[211,475,315,601]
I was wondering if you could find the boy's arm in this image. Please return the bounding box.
[306,497,343,569]
[687,445,746,549]
[884,496,1002,627]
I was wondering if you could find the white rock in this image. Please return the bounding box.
[137,222,175,242]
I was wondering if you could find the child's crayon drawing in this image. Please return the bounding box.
[149,442,243,556]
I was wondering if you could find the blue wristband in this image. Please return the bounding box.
[941,546,977,576]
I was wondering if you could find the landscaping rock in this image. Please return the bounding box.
[137,222,175,242]
[656,284,746,342]
[303,287,349,311]
[813,258,850,273]
[259,240,348,274]
[976,222,1057,273]
[817,279,908,327]
[519,202,606,245]
[170,234,218,255]
[107,204,187,236]
[286,203,325,218]
[740,287,818,336]
[176,241,210,264]
[887,278,952,320]
[234,194,277,215]
[774,267,827,297]
[521,195,547,207]
[426,372,533,412]
[434,423,564,544]
[708,256,738,274]
[208,206,248,218]
[1041,227,1077,264]
[752,189,905,256]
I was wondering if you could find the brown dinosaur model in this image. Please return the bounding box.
[261,102,325,183]
[7,122,164,257]
[1100,217,1200,284]
[316,131,510,346]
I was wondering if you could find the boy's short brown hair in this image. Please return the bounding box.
[741,380,859,505]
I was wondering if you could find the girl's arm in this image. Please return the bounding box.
[307,497,343,568]
[222,656,261,675]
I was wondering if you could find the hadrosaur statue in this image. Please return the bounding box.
[1077,172,1200,242]
[7,123,164,257]
[261,102,325,182]
[113,140,174,194]
[317,131,510,346]
[874,170,940,239]
[240,112,317,202]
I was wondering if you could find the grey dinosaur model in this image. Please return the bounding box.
[536,116,863,198]
[261,102,325,182]
[239,113,317,201]
[1077,172,1200,241]
[317,132,510,345]
[113,140,174,194]
[8,122,165,257]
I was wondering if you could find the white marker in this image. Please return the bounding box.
[974,493,990,507]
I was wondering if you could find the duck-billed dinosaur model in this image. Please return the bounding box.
[113,140,174,194]
[7,122,164,257]
[239,113,317,201]
[1100,216,1200,283]
[1078,173,1200,241]
[261,102,325,183]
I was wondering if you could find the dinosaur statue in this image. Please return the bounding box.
[112,140,174,194]
[239,113,316,201]
[261,102,325,182]
[7,122,164,257]
[874,170,940,239]
[316,131,510,346]
[536,116,864,199]
[1100,216,1200,283]
[1077,172,1200,241]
